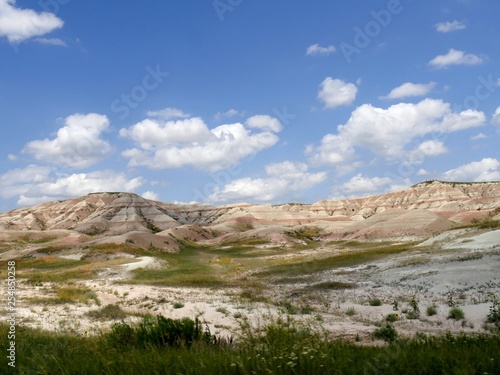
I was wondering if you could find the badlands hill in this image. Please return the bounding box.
[0,180,499,250]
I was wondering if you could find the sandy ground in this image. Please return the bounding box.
[4,228,500,342]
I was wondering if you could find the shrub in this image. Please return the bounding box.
[369,298,382,306]
[373,324,398,342]
[172,302,184,309]
[448,307,465,320]
[107,315,213,349]
[346,307,356,316]
[487,301,500,329]
[426,305,438,316]
[386,313,400,322]
[87,304,128,320]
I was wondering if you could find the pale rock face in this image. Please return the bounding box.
[0,181,499,244]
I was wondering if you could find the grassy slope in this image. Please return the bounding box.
[1,322,499,374]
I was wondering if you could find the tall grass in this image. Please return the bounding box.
[1,318,499,374]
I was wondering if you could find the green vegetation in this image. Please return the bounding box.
[448,307,465,320]
[487,301,500,330]
[426,305,438,316]
[172,302,184,309]
[86,304,128,320]
[386,313,400,322]
[346,307,356,316]
[369,298,382,307]
[306,281,357,290]
[3,319,499,374]
[373,324,398,342]
[256,243,412,278]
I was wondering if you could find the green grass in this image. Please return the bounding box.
[86,304,128,320]
[448,307,465,320]
[2,320,500,374]
[28,286,100,305]
[426,305,438,316]
[307,281,357,290]
[256,243,413,278]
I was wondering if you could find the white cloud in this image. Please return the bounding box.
[0,166,143,206]
[442,158,500,182]
[23,113,111,169]
[142,190,159,201]
[214,109,244,121]
[207,161,326,203]
[308,99,485,168]
[435,20,466,33]
[492,106,500,127]
[337,174,393,197]
[0,165,53,199]
[34,37,66,46]
[146,107,190,120]
[306,43,336,56]
[0,0,63,43]
[417,169,429,176]
[470,133,487,141]
[414,140,448,156]
[429,48,483,69]
[7,154,17,161]
[245,115,282,133]
[318,77,358,109]
[121,115,281,171]
[381,82,436,100]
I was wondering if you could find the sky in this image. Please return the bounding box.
[0,0,499,211]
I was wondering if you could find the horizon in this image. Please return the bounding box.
[1,178,499,213]
[1,1,500,212]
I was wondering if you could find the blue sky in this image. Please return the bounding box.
[1,0,499,211]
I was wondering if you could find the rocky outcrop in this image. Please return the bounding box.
[0,181,498,243]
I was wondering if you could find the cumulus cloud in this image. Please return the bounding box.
[146,107,190,120]
[308,99,485,169]
[0,0,63,43]
[381,82,436,100]
[492,106,500,127]
[23,113,111,169]
[429,49,483,69]
[306,43,336,56]
[0,166,143,206]
[207,161,326,203]
[414,140,448,157]
[120,115,282,171]
[142,190,159,201]
[442,158,500,182]
[435,20,466,33]
[318,77,358,109]
[337,174,393,196]
[245,115,282,133]
[214,109,244,121]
